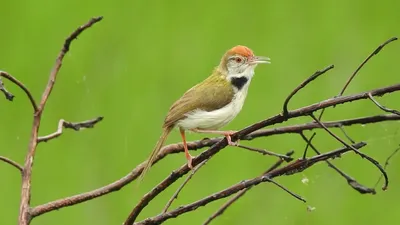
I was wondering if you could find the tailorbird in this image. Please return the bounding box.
[141,45,270,180]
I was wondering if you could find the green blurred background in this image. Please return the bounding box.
[1,0,400,224]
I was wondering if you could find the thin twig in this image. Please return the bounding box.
[0,71,37,111]
[37,117,103,143]
[302,132,316,159]
[0,77,15,101]
[309,113,388,190]
[299,133,375,194]
[339,37,398,96]
[0,156,23,173]
[135,143,365,225]
[375,146,400,188]
[368,93,400,116]
[338,126,356,144]
[282,65,334,116]
[163,159,208,213]
[237,144,293,161]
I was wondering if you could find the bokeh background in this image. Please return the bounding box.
[1,1,400,224]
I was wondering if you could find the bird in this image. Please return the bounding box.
[140,45,270,180]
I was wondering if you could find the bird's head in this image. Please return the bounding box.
[219,45,270,76]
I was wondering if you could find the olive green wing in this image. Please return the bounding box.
[163,75,234,128]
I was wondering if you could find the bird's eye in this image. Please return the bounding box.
[235,57,242,63]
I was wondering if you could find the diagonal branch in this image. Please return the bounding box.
[37,117,104,143]
[0,71,37,111]
[0,156,23,174]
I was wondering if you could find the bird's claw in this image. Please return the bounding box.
[187,155,194,169]
[225,131,239,146]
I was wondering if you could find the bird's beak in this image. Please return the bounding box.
[249,56,271,64]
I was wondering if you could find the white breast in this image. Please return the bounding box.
[176,83,250,130]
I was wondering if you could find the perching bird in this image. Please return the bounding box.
[141,45,270,179]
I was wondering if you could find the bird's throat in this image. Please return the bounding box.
[230,77,249,90]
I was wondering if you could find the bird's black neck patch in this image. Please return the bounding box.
[230,76,248,90]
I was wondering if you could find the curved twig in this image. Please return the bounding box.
[37,117,104,143]
[368,93,400,116]
[339,37,398,96]
[282,65,334,116]
[0,71,38,112]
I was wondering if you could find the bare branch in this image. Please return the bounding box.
[18,17,103,225]
[0,156,23,173]
[0,71,37,111]
[368,93,400,116]
[37,117,104,143]
[135,143,365,225]
[162,160,208,213]
[282,65,334,116]
[299,133,375,194]
[309,113,388,190]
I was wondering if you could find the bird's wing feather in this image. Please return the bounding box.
[163,74,234,128]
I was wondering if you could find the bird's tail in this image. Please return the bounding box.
[139,126,173,182]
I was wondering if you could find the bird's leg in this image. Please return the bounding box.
[180,128,194,169]
[190,128,239,146]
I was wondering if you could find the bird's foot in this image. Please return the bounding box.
[224,130,239,146]
[185,152,194,169]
